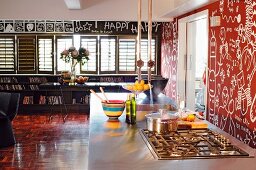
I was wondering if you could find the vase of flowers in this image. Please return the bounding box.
[60,46,89,84]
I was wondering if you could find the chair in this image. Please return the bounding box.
[0,92,20,148]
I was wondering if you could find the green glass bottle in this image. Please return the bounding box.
[125,94,131,124]
[130,93,136,125]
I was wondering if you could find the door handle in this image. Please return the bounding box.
[188,55,192,70]
[184,54,187,70]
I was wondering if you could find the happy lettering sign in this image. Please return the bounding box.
[0,20,163,35]
[73,21,162,35]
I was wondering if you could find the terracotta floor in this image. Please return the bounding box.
[0,114,90,170]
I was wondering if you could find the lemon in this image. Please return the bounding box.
[135,80,139,85]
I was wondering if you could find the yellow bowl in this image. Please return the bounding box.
[102,100,125,119]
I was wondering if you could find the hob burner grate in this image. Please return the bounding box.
[140,129,250,160]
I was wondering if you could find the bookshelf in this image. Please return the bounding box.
[0,75,136,114]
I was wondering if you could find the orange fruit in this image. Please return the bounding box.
[181,116,187,121]
[187,114,195,122]
[132,85,138,91]
[139,80,145,85]
[143,84,150,91]
[137,84,144,91]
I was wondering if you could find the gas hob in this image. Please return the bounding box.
[140,129,250,160]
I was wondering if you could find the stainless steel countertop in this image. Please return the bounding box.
[88,93,256,170]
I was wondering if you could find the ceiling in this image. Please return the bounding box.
[1,0,218,21]
[63,0,218,21]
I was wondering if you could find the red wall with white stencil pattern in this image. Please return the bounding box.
[161,20,178,101]
[161,0,256,148]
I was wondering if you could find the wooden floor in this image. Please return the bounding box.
[0,114,90,170]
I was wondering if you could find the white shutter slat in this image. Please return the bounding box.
[38,38,53,72]
[141,39,156,72]
[100,38,116,72]
[81,37,97,72]
[0,37,15,72]
[118,38,135,72]
[57,37,73,72]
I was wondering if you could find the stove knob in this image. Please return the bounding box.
[216,134,222,141]
[220,135,225,141]
[224,138,230,145]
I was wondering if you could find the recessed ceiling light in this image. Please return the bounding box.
[64,0,82,10]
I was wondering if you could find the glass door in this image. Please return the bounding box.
[185,18,208,111]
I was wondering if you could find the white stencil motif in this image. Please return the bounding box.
[208,0,256,147]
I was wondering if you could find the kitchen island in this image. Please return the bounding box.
[88,93,256,170]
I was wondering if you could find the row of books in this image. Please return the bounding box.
[0,84,39,91]
[0,76,49,84]
[24,95,63,105]
[0,84,24,90]
[23,95,91,105]
[39,95,63,105]
[28,77,48,83]
[99,76,124,83]
[23,96,34,104]
[29,85,39,90]
[0,77,18,83]
[73,95,90,104]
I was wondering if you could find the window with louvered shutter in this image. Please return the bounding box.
[100,37,116,73]
[17,36,36,73]
[141,38,156,72]
[56,36,73,72]
[80,36,97,73]
[38,37,54,73]
[118,38,136,73]
[0,36,15,73]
